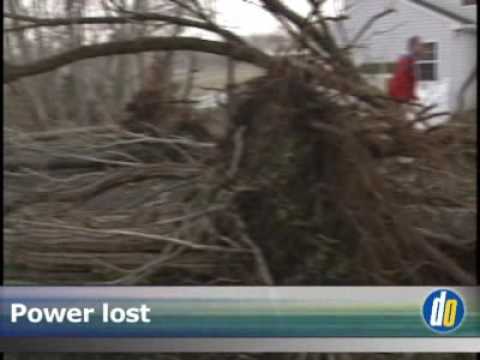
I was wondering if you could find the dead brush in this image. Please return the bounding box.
[4,68,476,286]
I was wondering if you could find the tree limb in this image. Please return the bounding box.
[4,12,245,43]
[260,0,354,73]
[348,9,395,47]
[4,36,273,84]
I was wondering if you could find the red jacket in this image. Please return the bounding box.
[388,55,418,102]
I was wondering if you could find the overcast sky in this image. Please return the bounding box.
[205,0,342,36]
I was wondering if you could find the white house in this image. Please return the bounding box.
[335,0,477,112]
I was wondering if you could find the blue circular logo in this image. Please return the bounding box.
[422,289,465,334]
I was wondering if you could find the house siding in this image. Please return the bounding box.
[338,0,477,110]
[450,31,477,110]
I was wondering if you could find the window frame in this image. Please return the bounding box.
[416,41,439,82]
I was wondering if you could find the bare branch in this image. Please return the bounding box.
[4,36,273,84]
[348,8,395,47]
[4,11,245,43]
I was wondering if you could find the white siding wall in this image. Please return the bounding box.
[338,0,477,110]
[450,31,477,110]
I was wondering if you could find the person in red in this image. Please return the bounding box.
[388,36,424,103]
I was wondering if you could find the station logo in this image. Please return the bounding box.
[422,289,465,334]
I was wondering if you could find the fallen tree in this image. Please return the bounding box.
[5,73,476,285]
[4,0,476,286]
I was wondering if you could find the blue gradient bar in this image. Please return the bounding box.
[0,287,479,338]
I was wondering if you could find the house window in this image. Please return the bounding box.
[417,42,438,81]
[462,0,476,5]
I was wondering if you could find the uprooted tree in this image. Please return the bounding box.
[4,0,476,285]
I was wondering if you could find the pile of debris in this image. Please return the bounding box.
[4,61,476,286]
